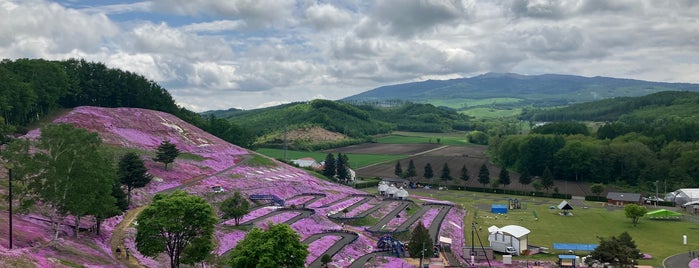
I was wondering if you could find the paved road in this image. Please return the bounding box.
[328,196,377,219]
[238,208,314,226]
[663,251,699,268]
[303,231,359,268]
[366,200,413,232]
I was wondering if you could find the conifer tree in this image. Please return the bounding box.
[118,152,152,205]
[478,164,490,190]
[440,163,451,181]
[153,140,179,169]
[407,159,417,178]
[408,222,433,259]
[423,163,434,179]
[499,168,511,188]
[322,153,336,178]
[394,161,403,177]
[459,164,469,182]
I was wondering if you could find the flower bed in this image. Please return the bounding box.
[305,235,342,265]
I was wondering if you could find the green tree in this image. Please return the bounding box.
[590,183,605,197]
[478,164,490,190]
[136,191,217,268]
[466,130,489,145]
[394,161,403,177]
[518,169,532,192]
[118,152,152,205]
[499,168,511,188]
[322,153,336,178]
[0,138,38,210]
[440,162,452,181]
[336,153,350,183]
[407,222,433,260]
[228,223,309,268]
[541,166,554,192]
[153,140,179,169]
[589,232,641,267]
[624,204,647,227]
[423,163,434,180]
[321,254,332,267]
[406,159,417,178]
[532,179,543,193]
[32,124,117,240]
[459,165,470,182]
[220,192,250,225]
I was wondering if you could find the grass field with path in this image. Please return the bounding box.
[376,131,469,145]
[255,148,406,169]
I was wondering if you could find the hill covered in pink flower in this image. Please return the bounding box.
[1,106,465,267]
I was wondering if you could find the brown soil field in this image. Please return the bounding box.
[351,144,595,196]
[323,143,442,155]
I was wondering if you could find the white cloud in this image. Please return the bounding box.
[304,3,354,30]
[150,0,295,29]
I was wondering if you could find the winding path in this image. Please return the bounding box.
[238,208,315,226]
[366,200,413,232]
[303,231,359,268]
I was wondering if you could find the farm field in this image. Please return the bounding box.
[375,131,469,145]
[393,188,699,267]
[459,107,523,119]
[255,148,407,169]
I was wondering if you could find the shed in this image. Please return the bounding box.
[670,188,699,206]
[557,200,573,216]
[386,184,399,198]
[291,158,322,169]
[491,204,508,214]
[488,225,530,255]
[378,181,389,195]
[606,192,642,206]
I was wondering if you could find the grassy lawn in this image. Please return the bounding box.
[458,107,522,119]
[255,148,406,169]
[376,131,469,145]
[403,189,699,267]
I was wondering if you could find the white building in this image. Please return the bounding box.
[396,187,409,200]
[378,181,389,195]
[669,188,699,206]
[291,158,322,169]
[386,184,399,198]
[488,225,530,256]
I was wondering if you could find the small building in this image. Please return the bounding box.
[557,200,573,216]
[396,187,409,200]
[291,158,322,169]
[670,188,699,206]
[606,192,642,206]
[487,225,530,255]
[386,184,399,198]
[378,181,389,196]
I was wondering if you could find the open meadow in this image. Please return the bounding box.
[403,188,699,267]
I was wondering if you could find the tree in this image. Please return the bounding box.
[394,161,403,177]
[532,179,543,193]
[499,168,511,188]
[321,254,332,267]
[229,223,309,268]
[590,183,605,197]
[459,165,469,182]
[541,166,554,192]
[478,164,490,190]
[406,159,417,178]
[322,153,336,178]
[589,232,641,267]
[336,153,350,183]
[518,169,532,192]
[0,138,39,210]
[440,162,452,181]
[136,191,217,268]
[423,163,434,180]
[220,192,250,225]
[153,140,179,169]
[118,152,152,205]
[407,222,433,260]
[624,204,647,227]
[31,124,117,240]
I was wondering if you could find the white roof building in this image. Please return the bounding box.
[396,187,409,199]
[378,181,389,194]
[386,184,399,196]
[671,188,699,205]
[291,158,322,169]
[488,225,531,255]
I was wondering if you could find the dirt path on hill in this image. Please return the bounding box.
[110,206,146,268]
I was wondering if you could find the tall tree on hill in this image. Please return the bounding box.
[408,222,433,260]
[336,153,351,183]
[0,138,39,210]
[541,166,554,192]
[93,177,129,235]
[440,162,452,181]
[423,163,434,180]
[153,140,179,170]
[499,168,511,188]
[31,124,117,240]
[322,153,336,178]
[136,191,217,268]
[518,169,533,192]
[220,192,250,226]
[459,164,470,182]
[118,152,153,206]
[394,161,403,177]
[478,164,490,191]
[407,159,417,179]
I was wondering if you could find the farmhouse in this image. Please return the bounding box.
[606,192,642,206]
[487,225,530,256]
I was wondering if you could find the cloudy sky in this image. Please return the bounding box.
[2,0,698,111]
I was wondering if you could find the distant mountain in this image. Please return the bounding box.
[342,72,699,108]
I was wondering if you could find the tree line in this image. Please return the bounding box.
[0,58,254,147]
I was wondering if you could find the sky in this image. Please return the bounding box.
[2,0,699,112]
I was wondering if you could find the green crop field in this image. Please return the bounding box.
[255,148,406,169]
[403,189,699,267]
[426,98,523,109]
[376,131,469,145]
[458,107,522,118]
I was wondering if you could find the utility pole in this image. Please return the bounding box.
[471,223,476,266]
[655,180,659,207]
[283,124,287,161]
[8,168,12,249]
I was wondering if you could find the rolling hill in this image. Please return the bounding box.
[0,106,466,267]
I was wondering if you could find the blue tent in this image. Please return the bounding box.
[491,204,508,214]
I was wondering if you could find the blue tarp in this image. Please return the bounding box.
[553,243,598,251]
[558,254,578,259]
[491,204,508,214]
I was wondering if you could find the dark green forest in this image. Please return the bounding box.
[492,92,699,192]
[0,58,254,147]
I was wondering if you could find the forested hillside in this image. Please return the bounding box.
[0,58,253,147]
[490,92,699,193]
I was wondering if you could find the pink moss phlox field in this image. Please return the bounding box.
[305,235,342,265]
[285,195,315,207]
[343,200,378,217]
[290,216,340,240]
[690,258,699,268]
[123,228,162,268]
[385,209,408,229]
[323,197,363,215]
[214,229,246,255]
[251,211,300,227]
[439,207,466,264]
[421,208,440,228]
